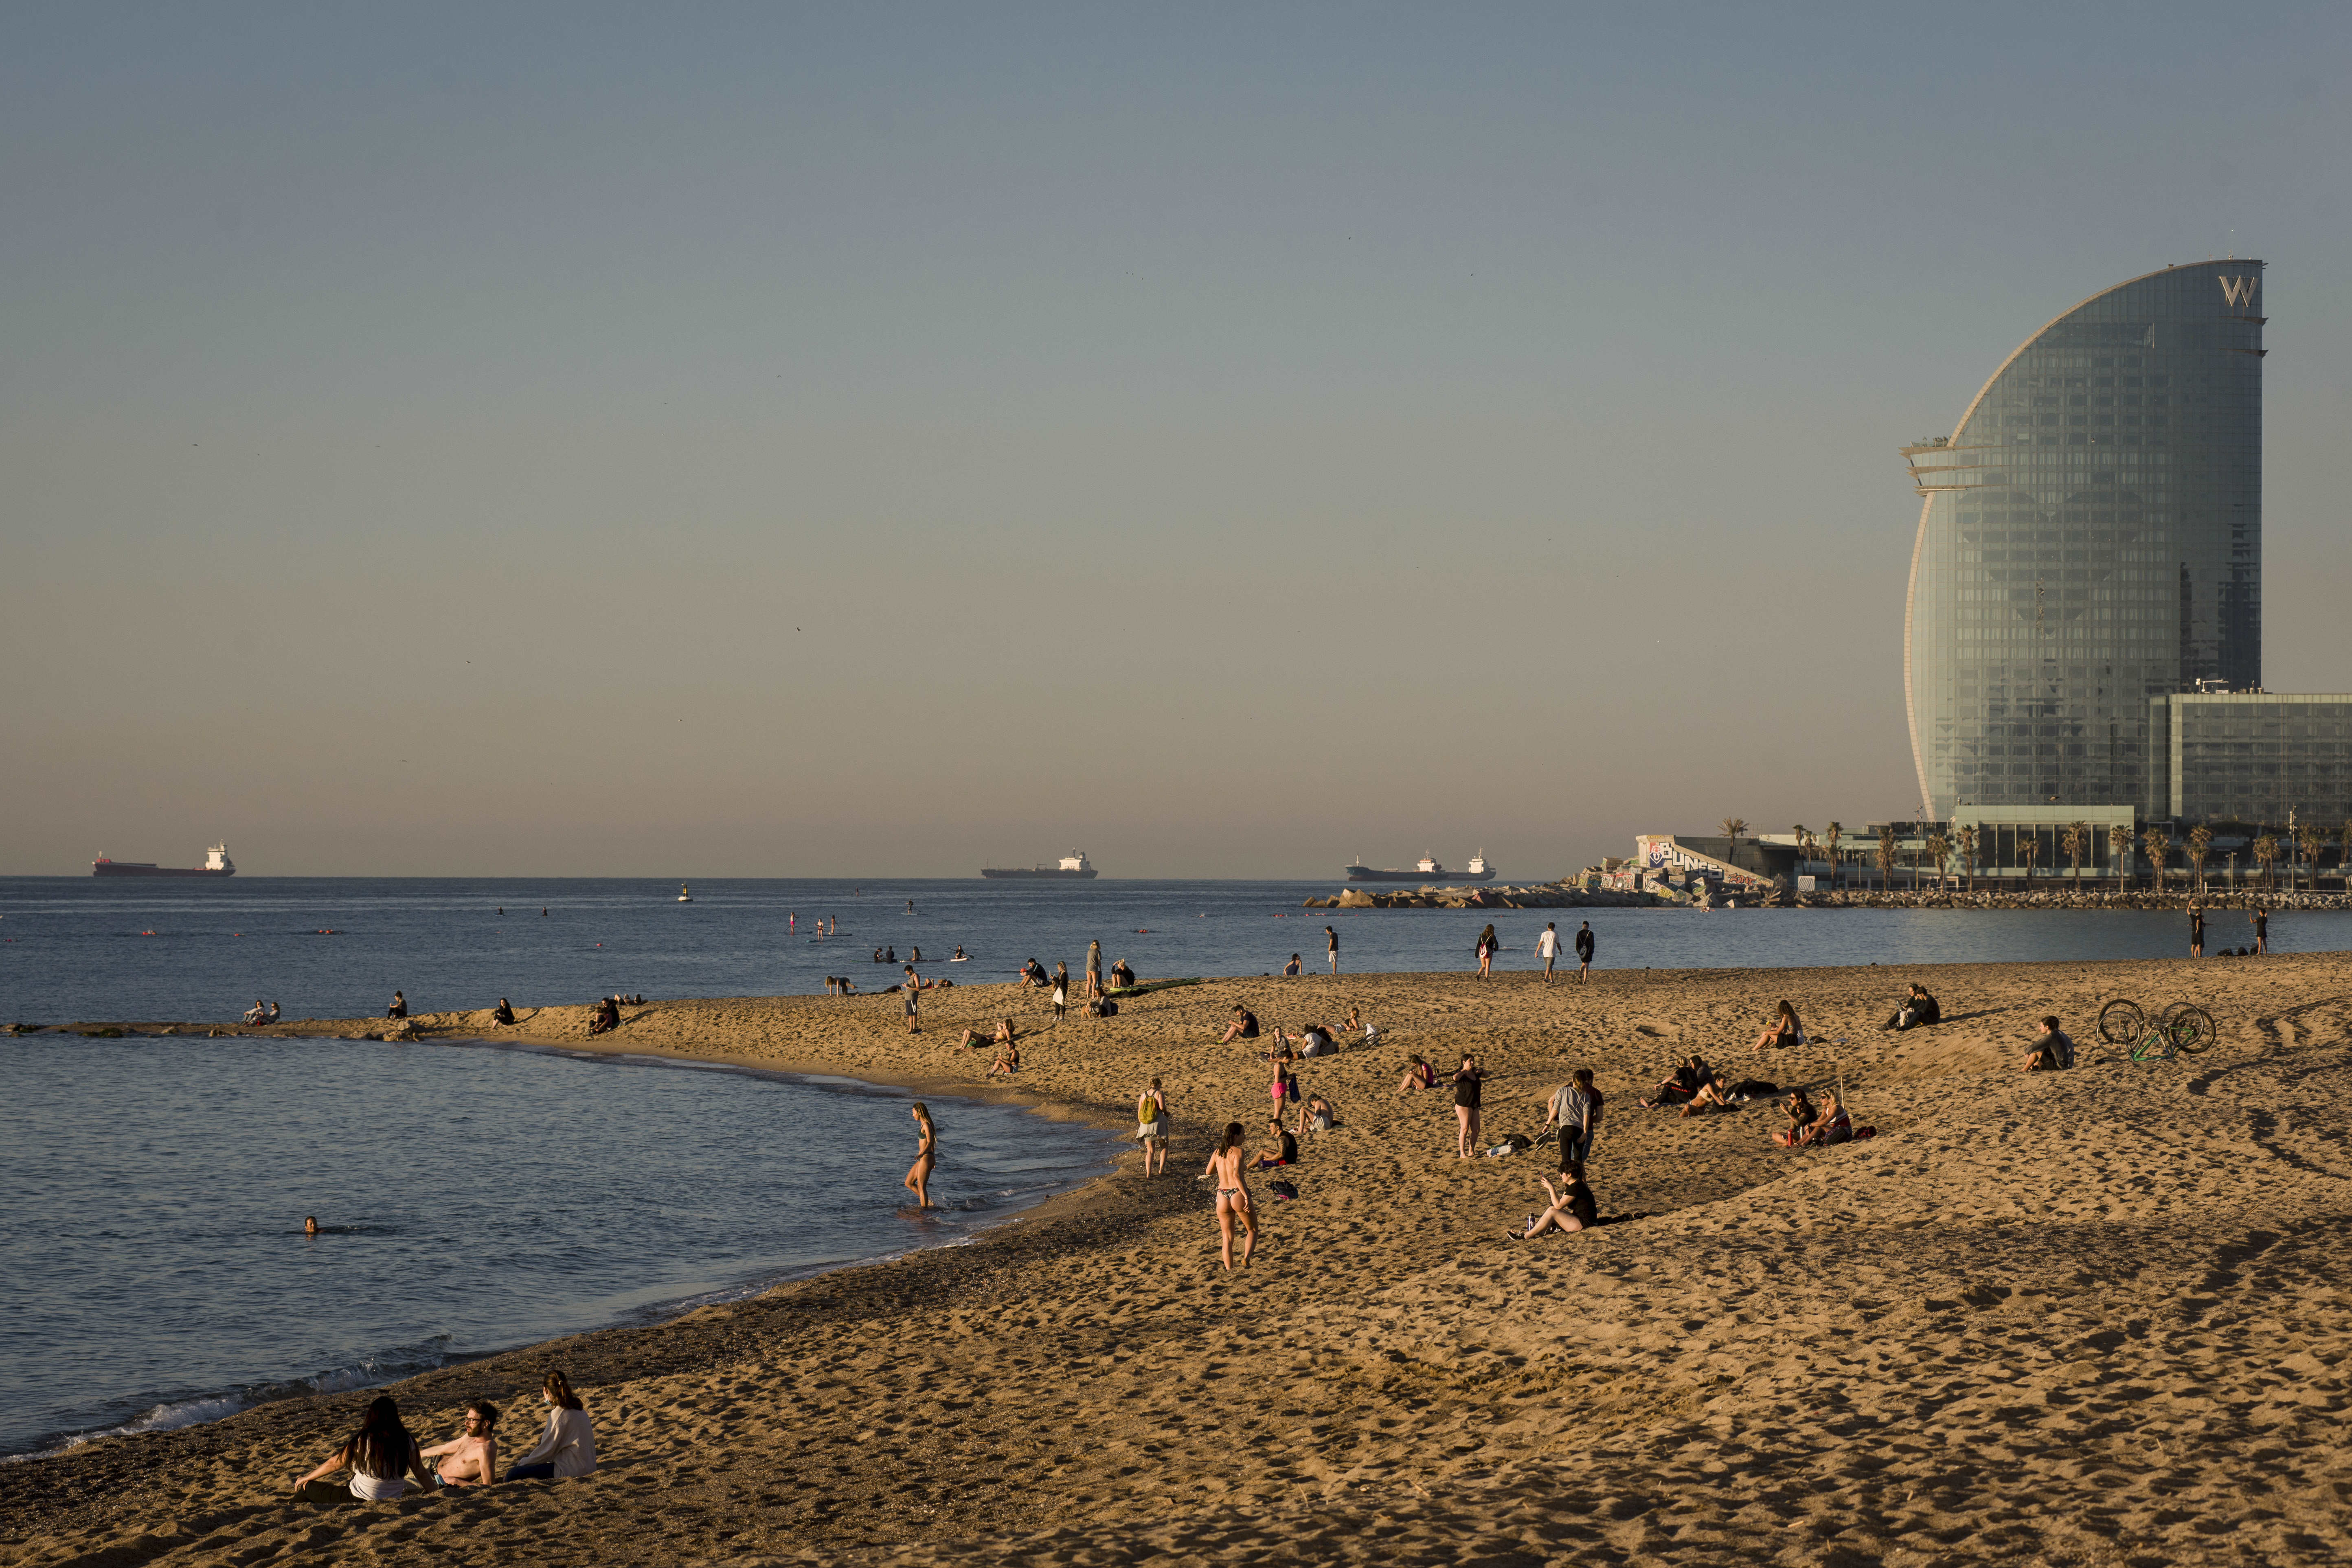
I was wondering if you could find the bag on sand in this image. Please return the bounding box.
[1269,1180,1298,1201]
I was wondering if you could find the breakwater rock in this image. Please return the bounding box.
[1303,884,1663,910]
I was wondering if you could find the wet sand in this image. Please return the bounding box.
[6,955,2352,1566]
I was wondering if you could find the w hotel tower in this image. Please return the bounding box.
[1901,262,2264,824]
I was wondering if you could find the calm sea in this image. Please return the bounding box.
[2,876,2343,1024]
[0,1033,1126,1458]
[5,877,2344,1458]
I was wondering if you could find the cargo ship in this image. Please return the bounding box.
[981,851,1098,880]
[1343,851,1495,884]
[92,844,237,878]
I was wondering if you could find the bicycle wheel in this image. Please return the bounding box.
[2164,1003,2218,1056]
[2098,998,2146,1049]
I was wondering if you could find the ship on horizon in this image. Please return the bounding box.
[981,850,1098,880]
[93,844,237,878]
[1343,851,1495,884]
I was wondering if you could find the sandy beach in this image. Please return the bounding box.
[6,954,2352,1566]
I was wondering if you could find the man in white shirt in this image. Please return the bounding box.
[1535,922,1562,984]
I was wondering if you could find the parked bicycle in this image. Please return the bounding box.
[2097,998,2218,1062]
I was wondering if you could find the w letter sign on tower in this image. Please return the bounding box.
[2220,275,2260,308]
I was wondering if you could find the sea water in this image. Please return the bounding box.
[2,876,2345,1024]
[0,1033,1125,1457]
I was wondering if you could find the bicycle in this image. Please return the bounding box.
[2097,998,2218,1061]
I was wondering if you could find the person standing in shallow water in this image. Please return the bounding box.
[904,1103,938,1208]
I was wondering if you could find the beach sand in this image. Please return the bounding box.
[7,954,2352,1566]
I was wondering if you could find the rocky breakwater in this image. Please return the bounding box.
[1303,882,1661,910]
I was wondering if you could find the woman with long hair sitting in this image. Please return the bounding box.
[289,1395,436,1504]
[508,1371,597,1480]
[1749,1000,1806,1056]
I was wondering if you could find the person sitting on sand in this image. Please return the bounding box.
[420,1403,498,1487]
[2021,1015,2075,1072]
[1021,958,1047,987]
[1220,1007,1260,1044]
[1290,1022,1335,1056]
[1110,958,1135,989]
[1345,1006,1378,1047]
[1396,1054,1436,1094]
[586,996,620,1036]
[1507,1173,1597,1240]
[385,990,408,1020]
[1202,1122,1257,1270]
[1679,1072,1738,1116]
[1284,953,1303,977]
[291,1394,436,1504]
[1252,1116,1298,1170]
[1296,1091,1336,1139]
[1795,1089,1853,1147]
[1771,1088,1819,1148]
[492,998,516,1026]
[1750,1000,1806,1055]
[244,999,270,1024]
[507,1372,597,1480]
[1883,983,1940,1032]
[990,1040,1020,1075]
[1640,1055,1709,1108]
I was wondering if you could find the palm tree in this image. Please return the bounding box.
[2299,826,2325,895]
[1955,824,1979,891]
[2142,827,2171,896]
[2108,823,2131,890]
[2187,825,2214,896]
[2061,822,2086,891]
[2020,834,2039,884]
[1925,832,1950,890]
[2252,833,2279,892]
[1823,822,1843,889]
[1721,817,1747,846]
[1876,825,1898,890]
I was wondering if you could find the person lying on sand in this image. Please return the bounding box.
[1396,1054,1436,1094]
[420,1404,498,1487]
[1507,1173,1597,1239]
[1252,1117,1297,1169]
[1771,1088,1818,1148]
[1221,1007,1260,1045]
[961,1018,1016,1050]
[1882,983,1940,1031]
[2021,1015,2075,1072]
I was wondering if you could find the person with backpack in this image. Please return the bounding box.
[1135,1078,1168,1176]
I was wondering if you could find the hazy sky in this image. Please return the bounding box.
[6,3,2350,878]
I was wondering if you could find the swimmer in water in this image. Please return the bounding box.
[305,1216,320,1236]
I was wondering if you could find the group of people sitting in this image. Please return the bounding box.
[1637,1053,1783,1117]
[289,1373,596,1503]
[585,995,635,1036]
[241,999,282,1025]
[959,1017,1023,1075]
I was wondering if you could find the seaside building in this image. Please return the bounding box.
[2148,691,2352,827]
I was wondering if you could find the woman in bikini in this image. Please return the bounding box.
[1202,1121,1257,1270]
[1474,924,1498,980]
[1750,999,1806,1056]
[904,1103,938,1208]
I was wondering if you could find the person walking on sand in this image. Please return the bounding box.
[1536,921,1561,984]
[1086,940,1103,1000]
[1474,924,1497,980]
[1542,1068,1603,1179]
[1325,925,1339,976]
[901,964,924,1033]
[904,1103,939,1208]
[1136,1077,1169,1176]
[1202,1122,1257,1270]
[2190,904,2205,958]
[1574,921,1595,982]
[1452,1054,1486,1158]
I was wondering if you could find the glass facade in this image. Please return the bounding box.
[2150,693,2352,828]
[1902,263,2264,820]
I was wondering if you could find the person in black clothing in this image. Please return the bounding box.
[1221,1006,1260,1044]
[1021,959,1049,987]
[1509,1173,1598,1239]
[1452,1054,1485,1159]
[2190,905,2205,958]
[1573,921,1595,983]
[386,990,408,1020]
[1325,925,1339,976]
[2254,908,2269,955]
[1882,984,1941,1031]
[1252,1118,1299,1170]
[491,998,516,1027]
[2021,1015,2074,1072]
[1640,1054,1708,1107]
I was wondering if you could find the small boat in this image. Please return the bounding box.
[678,882,693,903]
